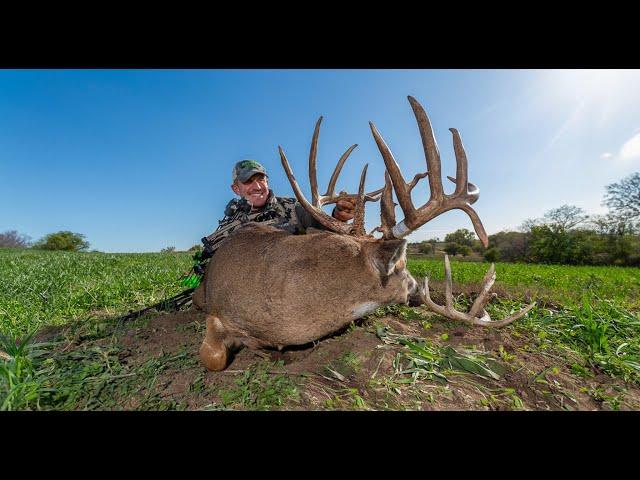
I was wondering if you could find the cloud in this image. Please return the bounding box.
[619,131,640,161]
[600,152,613,159]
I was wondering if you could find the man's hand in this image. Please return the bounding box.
[332,198,356,222]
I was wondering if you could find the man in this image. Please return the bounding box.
[197,160,355,270]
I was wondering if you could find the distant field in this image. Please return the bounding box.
[1,248,639,336]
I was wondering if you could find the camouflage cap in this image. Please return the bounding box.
[232,160,267,183]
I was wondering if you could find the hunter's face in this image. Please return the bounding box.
[232,173,270,208]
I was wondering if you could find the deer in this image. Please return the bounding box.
[194,96,535,371]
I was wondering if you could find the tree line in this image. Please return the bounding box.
[413,172,640,267]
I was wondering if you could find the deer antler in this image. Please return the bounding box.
[279,116,384,236]
[369,96,488,246]
[418,255,536,327]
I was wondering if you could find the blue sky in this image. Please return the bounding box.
[2,69,640,252]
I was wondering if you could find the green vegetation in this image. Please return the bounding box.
[0,248,192,336]
[406,257,640,310]
[33,231,90,252]
[0,315,201,411]
[216,361,300,410]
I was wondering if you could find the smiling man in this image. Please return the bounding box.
[198,160,355,266]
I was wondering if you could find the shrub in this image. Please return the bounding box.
[160,246,176,253]
[418,242,433,254]
[444,242,461,256]
[0,230,31,248]
[484,248,500,262]
[33,231,89,252]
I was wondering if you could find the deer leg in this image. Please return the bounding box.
[199,315,230,371]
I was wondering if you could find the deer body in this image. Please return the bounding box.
[195,223,413,368]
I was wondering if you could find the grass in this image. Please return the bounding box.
[0,248,192,336]
[215,360,300,410]
[0,314,200,411]
[407,256,640,309]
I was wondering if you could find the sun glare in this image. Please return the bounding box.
[547,69,640,102]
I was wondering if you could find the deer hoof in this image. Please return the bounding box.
[200,315,229,371]
[199,338,228,371]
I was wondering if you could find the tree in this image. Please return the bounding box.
[488,231,529,262]
[418,242,433,254]
[542,204,588,231]
[519,217,541,233]
[528,225,594,265]
[484,247,500,262]
[0,230,31,248]
[604,172,640,220]
[444,229,475,247]
[34,231,90,251]
[444,242,461,256]
[161,246,176,253]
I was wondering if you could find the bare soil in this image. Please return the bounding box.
[52,305,640,411]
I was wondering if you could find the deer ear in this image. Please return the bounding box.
[370,239,407,277]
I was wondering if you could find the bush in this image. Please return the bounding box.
[484,247,500,262]
[161,246,176,253]
[33,231,89,252]
[418,242,433,254]
[444,242,461,256]
[459,245,472,256]
[0,230,31,248]
[188,244,203,252]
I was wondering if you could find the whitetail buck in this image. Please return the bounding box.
[194,96,535,371]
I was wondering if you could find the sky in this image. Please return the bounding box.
[1,69,640,252]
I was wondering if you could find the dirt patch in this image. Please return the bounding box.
[42,306,640,411]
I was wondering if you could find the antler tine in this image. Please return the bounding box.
[468,263,496,318]
[369,121,416,224]
[309,117,322,207]
[417,257,536,328]
[321,143,358,203]
[379,171,396,239]
[279,145,352,235]
[352,164,369,236]
[460,204,489,248]
[444,254,454,311]
[449,128,468,197]
[408,95,444,202]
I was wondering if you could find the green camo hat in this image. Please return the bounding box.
[232,160,267,183]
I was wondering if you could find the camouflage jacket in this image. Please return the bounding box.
[200,191,323,259]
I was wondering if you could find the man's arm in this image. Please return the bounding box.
[295,198,356,231]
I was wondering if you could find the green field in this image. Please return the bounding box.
[2,248,640,411]
[0,248,193,336]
